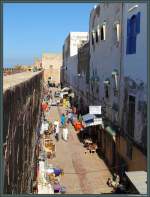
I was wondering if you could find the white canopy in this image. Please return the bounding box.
[61,87,70,92]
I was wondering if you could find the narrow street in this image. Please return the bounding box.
[3,2,147,195]
[37,88,112,194]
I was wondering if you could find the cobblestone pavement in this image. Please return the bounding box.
[44,89,113,194]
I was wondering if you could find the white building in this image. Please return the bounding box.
[88,3,147,171]
[88,3,123,168]
[77,42,90,114]
[89,3,122,124]
[62,32,89,89]
[119,3,147,155]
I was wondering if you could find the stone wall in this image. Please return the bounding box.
[3,71,43,194]
[42,53,62,83]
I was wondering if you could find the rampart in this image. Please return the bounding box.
[3,71,43,194]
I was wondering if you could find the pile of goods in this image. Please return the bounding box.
[41,102,49,112]
[73,120,84,132]
[84,139,97,154]
[45,165,66,194]
[43,138,56,159]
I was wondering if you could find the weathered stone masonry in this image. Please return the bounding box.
[3,71,43,194]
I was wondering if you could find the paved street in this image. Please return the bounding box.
[40,89,112,194]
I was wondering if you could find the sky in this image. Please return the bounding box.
[3,3,96,67]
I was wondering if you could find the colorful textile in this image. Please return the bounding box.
[53,168,63,176]
[53,183,61,193]
[74,121,83,131]
[41,102,48,111]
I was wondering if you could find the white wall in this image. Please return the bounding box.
[89,3,122,122]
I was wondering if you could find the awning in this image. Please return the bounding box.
[105,126,116,141]
[82,114,95,122]
[105,126,116,137]
[61,87,70,92]
[85,118,103,127]
[112,69,118,76]
[82,114,103,128]
[68,92,75,98]
[125,171,147,194]
[60,92,68,98]
[103,79,110,85]
[62,92,68,95]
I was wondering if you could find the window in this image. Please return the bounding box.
[112,70,118,96]
[95,30,98,42]
[114,88,118,96]
[104,79,110,98]
[114,23,120,42]
[91,84,94,92]
[128,95,135,138]
[105,85,109,98]
[101,26,104,40]
[101,23,106,40]
[126,141,132,160]
[92,32,94,45]
[96,85,99,94]
[116,23,120,42]
[126,12,141,54]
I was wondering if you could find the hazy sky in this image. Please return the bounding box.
[3,3,96,67]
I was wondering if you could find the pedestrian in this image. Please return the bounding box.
[55,125,59,141]
[54,120,60,141]
[62,126,69,141]
[61,113,66,127]
[78,113,83,123]
[67,111,72,124]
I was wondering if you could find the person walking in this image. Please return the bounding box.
[78,113,83,123]
[62,126,69,141]
[55,125,60,141]
[67,111,72,124]
[61,113,66,127]
[54,120,60,141]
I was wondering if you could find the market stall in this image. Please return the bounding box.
[78,113,103,154]
[40,121,49,135]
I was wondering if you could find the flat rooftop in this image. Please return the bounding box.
[3,71,42,92]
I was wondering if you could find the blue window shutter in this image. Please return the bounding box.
[130,36,136,54]
[136,12,141,34]
[131,15,137,54]
[126,37,130,54]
